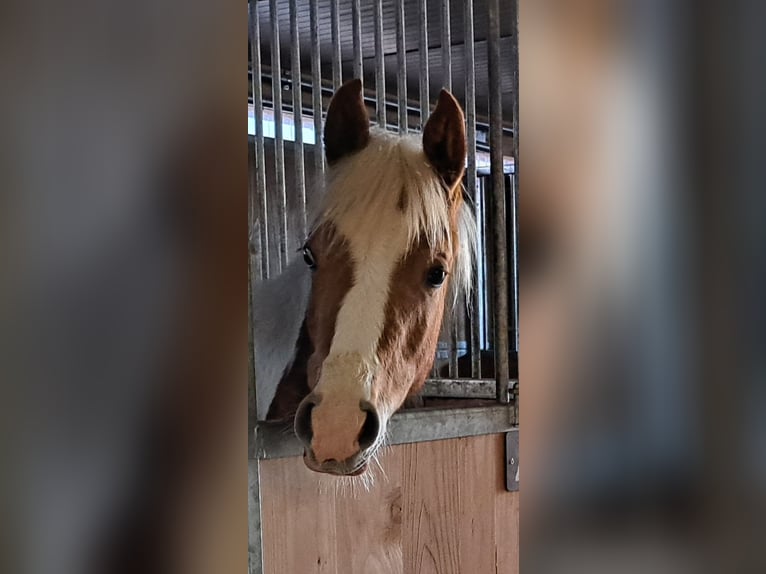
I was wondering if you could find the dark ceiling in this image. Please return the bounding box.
[250,0,516,127]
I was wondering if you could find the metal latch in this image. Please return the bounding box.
[505,430,519,492]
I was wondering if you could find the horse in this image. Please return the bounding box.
[253,79,475,476]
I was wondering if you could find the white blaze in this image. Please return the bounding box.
[319,189,410,411]
[330,215,409,358]
[312,129,455,419]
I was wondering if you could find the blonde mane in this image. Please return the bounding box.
[311,127,476,302]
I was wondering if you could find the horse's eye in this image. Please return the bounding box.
[302,245,317,269]
[426,266,447,287]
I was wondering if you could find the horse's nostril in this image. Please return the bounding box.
[358,402,380,451]
[295,393,319,447]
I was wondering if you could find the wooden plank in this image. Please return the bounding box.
[456,435,498,574]
[494,435,520,574]
[334,447,404,574]
[401,440,462,574]
[259,434,519,574]
[260,456,338,573]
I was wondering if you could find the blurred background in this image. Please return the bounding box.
[0,1,247,573]
[520,0,766,572]
[1,0,765,573]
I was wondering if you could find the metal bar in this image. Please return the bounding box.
[269,0,288,271]
[487,0,509,404]
[250,2,269,278]
[418,0,429,127]
[250,217,263,281]
[422,378,517,399]
[448,317,459,377]
[310,0,324,176]
[247,186,262,573]
[247,128,259,442]
[253,405,517,459]
[388,405,514,445]
[374,0,386,127]
[253,76,457,141]
[510,0,520,355]
[331,0,342,89]
[256,38,515,132]
[441,0,451,91]
[248,459,264,573]
[247,0,264,549]
[476,177,487,349]
[465,0,481,378]
[290,0,306,237]
[509,0,520,426]
[248,148,258,278]
[247,182,258,450]
[352,0,363,81]
[396,0,407,134]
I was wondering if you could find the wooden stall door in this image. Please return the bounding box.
[260,433,519,574]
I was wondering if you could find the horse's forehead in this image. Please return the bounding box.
[308,224,444,355]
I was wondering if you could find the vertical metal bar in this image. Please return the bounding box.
[396,0,407,134]
[441,0,451,92]
[248,250,258,432]
[331,0,342,89]
[310,0,324,177]
[251,1,269,279]
[248,3,261,435]
[352,0,363,81]
[290,0,306,238]
[419,0,429,127]
[251,217,263,281]
[510,0,520,356]
[488,0,509,403]
[247,10,264,573]
[449,317,459,377]
[270,0,288,271]
[477,176,488,348]
[248,459,264,574]
[465,0,481,378]
[248,139,264,281]
[374,0,386,127]
[509,0,520,427]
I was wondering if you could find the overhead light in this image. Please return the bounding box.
[247,105,317,144]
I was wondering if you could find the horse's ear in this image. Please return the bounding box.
[423,89,467,193]
[324,79,370,164]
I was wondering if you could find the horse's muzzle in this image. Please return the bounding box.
[294,391,382,475]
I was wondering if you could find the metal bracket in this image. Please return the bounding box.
[253,404,516,460]
[505,430,519,492]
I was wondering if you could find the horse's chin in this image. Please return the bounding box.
[302,451,369,477]
[347,463,368,476]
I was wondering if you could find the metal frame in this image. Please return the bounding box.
[253,404,516,460]
[423,377,516,401]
